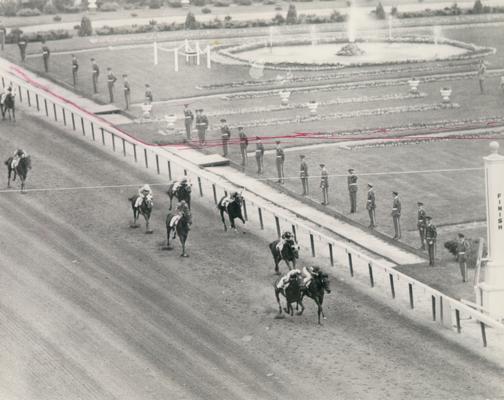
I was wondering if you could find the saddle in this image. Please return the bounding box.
[169,214,181,228]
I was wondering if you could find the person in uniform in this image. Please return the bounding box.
[425,216,437,266]
[220,118,231,157]
[275,141,285,184]
[41,41,50,73]
[238,127,248,166]
[91,58,100,94]
[347,168,358,213]
[0,24,6,51]
[123,74,131,110]
[477,59,487,94]
[457,233,470,282]
[366,183,376,228]
[299,154,308,196]
[320,163,329,205]
[391,191,401,240]
[417,201,427,250]
[195,109,209,146]
[71,54,79,87]
[18,36,28,63]
[106,67,117,103]
[255,137,264,174]
[145,84,153,103]
[183,104,194,141]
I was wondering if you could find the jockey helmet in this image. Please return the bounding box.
[310,266,321,275]
[179,200,187,207]
[283,231,292,239]
[140,184,151,193]
[181,177,188,183]
[16,149,23,156]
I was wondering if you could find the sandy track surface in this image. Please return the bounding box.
[1,112,503,400]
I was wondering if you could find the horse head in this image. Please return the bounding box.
[24,156,32,170]
[143,195,154,209]
[318,272,331,294]
[285,239,299,259]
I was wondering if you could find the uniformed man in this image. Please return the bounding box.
[255,137,264,174]
[238,127,248,166]
[477,59,487,94]
[195,109,209,146]
[425,216,437,266]
[220,118,231,157]
[40,41,50,72]
[457,233,470,282]
[91,58,100,94]
[0,24,6,51]
[299,154,308,196]
[391,191,401,240]
[275,141,285,184]
[106,67,117,103]
[320,163,329,205]
[122,74,131,110]
[183,104,194,141]
[347,168,358,213]
[417,201,427,250]
[145,84,153,104]
[18,36,28,63]
[366,183,376,228]
[71,54,79,87]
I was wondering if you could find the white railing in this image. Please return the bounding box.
[2,61,503,350]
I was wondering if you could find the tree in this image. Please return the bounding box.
[473,0,483,13]
[375,2,386,19]
[285,3,297,24]
[185,12,198,29]
[78,16,92,36]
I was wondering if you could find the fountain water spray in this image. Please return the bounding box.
[433,25,441,46]
[310,25,318,46]
[347,2,356,43]
[388,15,393,41]
[269,26,274,51]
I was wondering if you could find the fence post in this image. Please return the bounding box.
[480,322,487,347]
[389,274,395,299]
[71,112,76,130]
[62,108,67,126]
[212,184,217,204]
[144,149,149,168]
[347,252,354,277]
[91,123,95,141]
[242,199,248,221]
[258,207,264,230]
[35,94,40,111]
[18,85,22,102]
[133,143,137,162]
[197,177,203,197]
[184,169,188,176]
[53,103,57,121]
[101,128,105,145]
[27,89,31,107]
[329,243,334,266]
[275,216,281,238]
[81,117,85,136]
[432,295,436,321]
[167,161,172,180]
[291,225,297,242]
[455,309,461,333]
[112,134,116,152]
[44,99,49,116]
[368,263,374,287]
[122,138,126,156]
[1,76,4,88]
[154,154,159,174]
[440,296,444,323]
[408,283,414,309]
[310,234,315,257]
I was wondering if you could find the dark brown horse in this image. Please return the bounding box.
[274,274,304,318]
[269,238,299,274]
[5,155,31,192]
[165,210,192,257]
[166,181,191,210]
[217,192,245,232]
[300,272,331,325]
[128,194,153,233]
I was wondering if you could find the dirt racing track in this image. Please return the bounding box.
[1,110,504,399]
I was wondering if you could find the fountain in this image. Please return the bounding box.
[336,1,366,56]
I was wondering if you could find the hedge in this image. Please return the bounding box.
[16,7,42,16]
[5,29,72,44]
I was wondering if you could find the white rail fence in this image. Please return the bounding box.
[2,63,503,350]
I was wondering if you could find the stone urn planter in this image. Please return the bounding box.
[165,114,177,130]
[408,78,420,95]
[440,87,452,103]
[307,100,318,116]
[181,0,190,7]
[88,0,97,11]
[279,90,291,106]
[141,102,152,119]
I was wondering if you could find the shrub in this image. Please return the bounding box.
[263,0,275,4]
[53,0,74,11]
[201,6,211,12]
[272,13,284,24]
[193,0,206,4]
[0,1,18,16]
[53,14,62,21]
[213,0,230,6]
[16,8,42,16]
[473,0,483,13]
[274,5,281,10]
[5,29,72,44]
[375,2,386,19]
[330,10,346,22]
[78,15,93,36]
[99,1,120,11]
[22,0,48,11]
[391,6,397,15]
[444,238,486,269]
[131,12,138,16]
[149,0,162,8]
[234,0,252,5]
[168,0,182,7]
[62,5,80,12]
[185,11,198,28]
[285,3,297,24]
[43,2,57,13]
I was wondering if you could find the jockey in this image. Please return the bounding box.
[135,184,152,208]
[302,265,321,288]
[11,148,27,169]
[276,230,293,252]
[169,200,190,236]
[277,269,301,291]
[172,177,189,194]
[221,191,238,208]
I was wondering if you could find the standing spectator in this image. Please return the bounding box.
[255,137,264,174]
[366,183,376,228]
[391,191,401,240]
[91,58,100,94]
[347,168,358,213]
[18,36,28,63]
[0,24,6,51]
[41,40,50,73]
[457,233,470,282]
[145,84,153,103]
[417,201,427,250]
[320,163,329,205]
[275,141,285,184]
[238,127,248,166]
[106,67,117,103]
[71,54,79,87]
[299,154,309,196]
[425,216,437,266]
[123,74,131,110]
[183,104,194,141]
[477,59,487,94]
[195,109,208,146]
[3,86,15,121]
[220,118,231,157]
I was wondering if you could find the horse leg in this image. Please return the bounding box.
[169,194,173,210]
[229,214,237,233]
[275,290,283,316]
[180,235,188,257]
[7,169,11,188]
[274,254,281,275]
[285,260,292,271]
[20,179,25,194]
[145,215,153,234]
[220,209,227,232]
[296,298,305,316]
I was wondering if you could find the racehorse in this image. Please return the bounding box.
[128,194,153,233]
[300,272,331,325]
[217,192,245,232]
[165,210,192,257]
[274,275,304,318]
[5,155,31,192]
[269,238,299,274]
[2,91,15,122]
[166,182,191,210]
